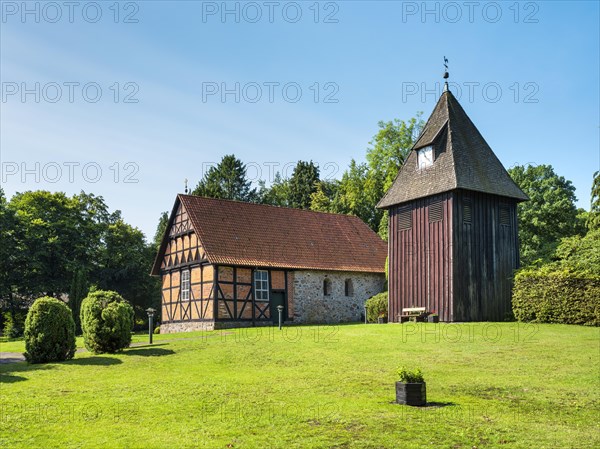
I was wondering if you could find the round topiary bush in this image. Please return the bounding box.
[80,290,135,354]
[24,297,76,364]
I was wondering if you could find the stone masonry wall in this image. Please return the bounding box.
[161,320,215,333]
[292,270,385,324]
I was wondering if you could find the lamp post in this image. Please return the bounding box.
[364,304,368,324]
[277,305,284,330]
[146,308,156,344]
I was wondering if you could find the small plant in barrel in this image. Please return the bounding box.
[396,366,426,406]
[80,290,134,354]
[24,297,76,364]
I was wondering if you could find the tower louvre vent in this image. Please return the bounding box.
[429,201,443,222]
[398,209,412,230]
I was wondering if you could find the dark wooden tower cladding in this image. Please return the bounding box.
[378,87,528,322]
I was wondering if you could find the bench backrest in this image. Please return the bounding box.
[402,307,426,315]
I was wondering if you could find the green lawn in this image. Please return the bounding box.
[1,323,598,449]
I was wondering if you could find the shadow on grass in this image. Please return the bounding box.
[424,401,458,408]
[0,361,55,381]
[64,356,123,366]
[0,373,28,383]
[129,343,169,349]
[390,400,458,408]
[122,347,175,357]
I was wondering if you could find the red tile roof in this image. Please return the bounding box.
[154,195,387,274]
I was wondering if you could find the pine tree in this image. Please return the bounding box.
[192,154,256,202]
[289,161,320,209]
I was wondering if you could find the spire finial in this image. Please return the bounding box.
[443,56,449,92]
[184,178,189,194]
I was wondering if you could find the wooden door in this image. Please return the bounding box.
[270,291,286,325]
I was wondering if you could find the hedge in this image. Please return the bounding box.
[24,297,76,364]
[80,290,135,354]
[365,292,388,323]
[512,267,600,326]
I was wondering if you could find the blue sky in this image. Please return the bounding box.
[1,0,599,239]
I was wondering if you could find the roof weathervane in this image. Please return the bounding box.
[443,56,449,91]
[184,178,189,194]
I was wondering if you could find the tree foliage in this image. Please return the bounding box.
[192,154,256,201]
[80,290,134,354]
[553,229,600,276]
[589,171,600,230]
[366,115,423,192]
[190,115,423,236]
[24,296,76,363]
[8,191,84,298]
[0,188,21,315]
[0,190,160,322]
[257,172,290,207]
[288,161,320,209]
[508,164,582,266]
[153,211,169,250]
[310,115,424,235]
[96,218,160,318]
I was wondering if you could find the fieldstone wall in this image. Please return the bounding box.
[292,270,385,324]
[161,320,215,333]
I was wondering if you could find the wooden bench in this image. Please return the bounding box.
[398,307,428,323]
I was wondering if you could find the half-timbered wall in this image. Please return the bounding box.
[162,264,214,323]
[388,192,454,322]
[214,266,289,322]
[160,203,214,325]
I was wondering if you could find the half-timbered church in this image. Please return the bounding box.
[377,84,528,322]
[152,195,387,332]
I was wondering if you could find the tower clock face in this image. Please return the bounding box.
[417,146,433,169]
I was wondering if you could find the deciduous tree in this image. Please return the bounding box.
[508,164,582,266]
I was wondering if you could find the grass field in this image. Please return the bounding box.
[1,323,598,449]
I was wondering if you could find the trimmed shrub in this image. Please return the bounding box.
[3,311,26,339]
[80,290,135,354]
[513,267,600,326]
[24,297,76,364]
[365,292,388,323]
[153,325,160,334]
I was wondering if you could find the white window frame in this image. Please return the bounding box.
[417,146,434,169]
[254,270,269,301]
[181,269,190,301]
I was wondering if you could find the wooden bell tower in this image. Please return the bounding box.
[378,68,528,322]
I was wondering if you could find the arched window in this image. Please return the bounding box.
[344,279,354,297]
[323,278,332,296]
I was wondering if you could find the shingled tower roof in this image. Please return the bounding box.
[377,89,528,209]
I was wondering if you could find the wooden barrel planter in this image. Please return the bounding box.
[396,382,426,406]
